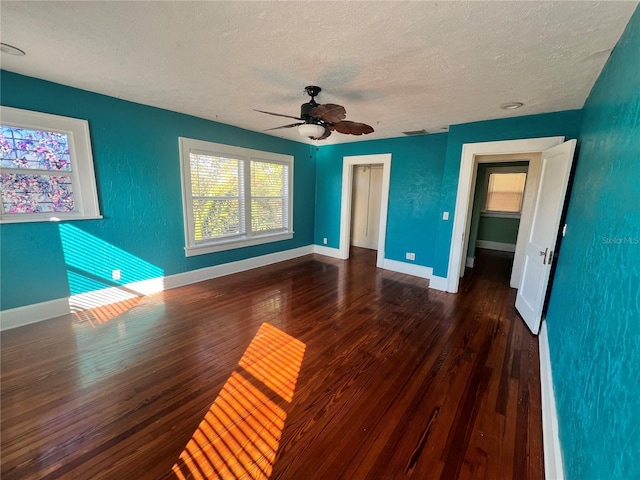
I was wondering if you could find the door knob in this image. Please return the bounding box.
[539,248,549,264]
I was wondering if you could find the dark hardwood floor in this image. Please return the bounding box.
[1,247,543,479]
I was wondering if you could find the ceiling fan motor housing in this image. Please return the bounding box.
[301,85,322,123]
[301,101,321,123]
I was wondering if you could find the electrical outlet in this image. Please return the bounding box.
[405,252,415,261]
[323,237,328,245]
[112,269,121,281]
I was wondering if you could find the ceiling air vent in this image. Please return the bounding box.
[402,126,449,136]
[402,129,428,136]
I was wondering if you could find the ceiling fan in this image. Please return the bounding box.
[255,86,374,140]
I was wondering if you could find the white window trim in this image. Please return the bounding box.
[0,106,101,224]
[482,165,529,217]
[179,137,293,256]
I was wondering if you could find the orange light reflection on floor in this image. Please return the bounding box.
[72,296,143,327]
[239,323,306,403]
[172,323,306,479]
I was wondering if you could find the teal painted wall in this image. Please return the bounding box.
[315,134,447,267]
[468,162,528,257]
[315,111,582,275]
[545,6,640,479]
[0,71,316,310]
[432,110,583,278]
[476,217,519,244]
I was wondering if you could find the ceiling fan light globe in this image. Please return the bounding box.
[298,123,325,139]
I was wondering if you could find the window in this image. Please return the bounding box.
[0,106,101,223]
[179,137,293,256]
[483,166,528,216]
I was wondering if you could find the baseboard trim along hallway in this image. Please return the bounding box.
[539,320,565,480]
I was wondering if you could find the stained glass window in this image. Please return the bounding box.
[0,106,100,223]
[1,173,75,214]
[0,127,72,171]
[0,127,76,214]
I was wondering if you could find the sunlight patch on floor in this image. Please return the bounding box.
[172,323,306,479]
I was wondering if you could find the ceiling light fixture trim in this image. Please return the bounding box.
[500,101,524,110]
[0,43,26,56]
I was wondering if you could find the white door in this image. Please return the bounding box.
[367,166,383,248]
[350,165,382,250]
[516,140,577,334]
[350,166,370,247]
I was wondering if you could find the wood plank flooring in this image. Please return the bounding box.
[1,248,543,479]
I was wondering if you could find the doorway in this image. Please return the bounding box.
[350,164,383,251]
[464,155,537,288]
[339,154,392,268]
[446,137,565,293]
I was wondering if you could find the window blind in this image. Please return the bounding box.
[485,172,527,213]
[179,137,293,256]
[250,160,289,233]
[190,153,245,241]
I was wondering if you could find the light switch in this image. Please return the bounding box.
[443,211,449,220]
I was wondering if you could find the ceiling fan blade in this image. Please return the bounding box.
[332,120,375,135]
[254,109,303,121]
[264,122,304,131]
[310,103,347,124]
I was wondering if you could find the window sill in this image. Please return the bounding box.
[185,232,294,257]
[480,211,521,219]
[0,214,104,224]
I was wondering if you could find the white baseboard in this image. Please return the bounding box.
[164,245,314,290]
[381,259,432,280]
[3,244,453,330]
[0,298,70,331]
[429,275,449,291]
[539,320,565,480]
[466,256,475,268]
[0,245,314,331]
[476,240,516,253]
[312,248,435,283]
[312,244,345,259]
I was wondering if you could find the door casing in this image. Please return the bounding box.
[446,137,565,293]
[339,154,392,267]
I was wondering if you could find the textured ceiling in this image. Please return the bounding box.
[0,1,636,144]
